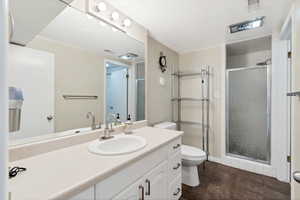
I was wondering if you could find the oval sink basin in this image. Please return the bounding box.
[88,134,147,155]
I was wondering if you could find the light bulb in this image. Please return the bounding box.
[111,11,120,21]
[95,2,107,12]
[123,18,132,27]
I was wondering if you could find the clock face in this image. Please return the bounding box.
[159,56,167,67]
[159,55,167,73]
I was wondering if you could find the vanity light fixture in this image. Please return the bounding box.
[95,2,107,12]
[111,11,120,21]
[123,18,132,27]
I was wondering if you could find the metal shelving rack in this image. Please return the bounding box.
[171,67,210,163]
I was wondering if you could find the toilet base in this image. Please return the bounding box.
[182,165,200,187]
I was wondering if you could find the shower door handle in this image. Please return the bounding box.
[293,171,300,183]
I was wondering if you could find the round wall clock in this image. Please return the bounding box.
[159,52,167,73]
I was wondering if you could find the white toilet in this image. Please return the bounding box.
[154,122,206,187]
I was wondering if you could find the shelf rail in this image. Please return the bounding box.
[171,67,210,166]
[63,95,98,100]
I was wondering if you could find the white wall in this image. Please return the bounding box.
[227,50,272,68]
[179,45,226,157]
[147,37,179,125]
[271,36,290,182]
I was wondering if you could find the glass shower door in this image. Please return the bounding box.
[226,66,270,163]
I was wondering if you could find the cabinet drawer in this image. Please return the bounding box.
[168,138,181,156]
[168,151,181,182]
[168,175,182,200]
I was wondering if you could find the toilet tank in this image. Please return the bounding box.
[154,122,177,130]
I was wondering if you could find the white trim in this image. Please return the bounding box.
[271,37,290,183]
[208,156,277,179]
[223,36,291,182]
[225,34,273,46]
[280,5,295,40]
[0,0,8,199]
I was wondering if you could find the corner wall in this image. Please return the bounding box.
[179,45,226,157]
[146,37,179,125]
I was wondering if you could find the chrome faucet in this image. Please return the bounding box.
[101,114,115,140]
[86,112,96,130]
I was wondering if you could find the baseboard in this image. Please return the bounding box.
[208,155,275,178]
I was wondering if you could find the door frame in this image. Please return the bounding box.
[103,59,134,124]
[225,65,271,164]
[0,0,9,199]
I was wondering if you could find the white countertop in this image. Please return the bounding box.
[9,127,182,200]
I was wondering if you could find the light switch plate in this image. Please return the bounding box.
[159,77,165,86]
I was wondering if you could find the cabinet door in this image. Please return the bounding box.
[69,186,95,200]
[112,180,144,200]
[144,161,168,200]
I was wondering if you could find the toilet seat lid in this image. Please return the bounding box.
[181,145,206,159]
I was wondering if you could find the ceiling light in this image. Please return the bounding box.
[229,16,265,34]
[119,53,138,60]
[123,18,132,27]
[111,11,120,21]
[95,2,107,12]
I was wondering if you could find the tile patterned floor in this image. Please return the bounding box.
[181,162,290,200]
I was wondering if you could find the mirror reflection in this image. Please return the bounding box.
[8,0,145,144]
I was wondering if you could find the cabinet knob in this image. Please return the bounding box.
[173,144,181,149]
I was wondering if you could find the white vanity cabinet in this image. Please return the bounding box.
[69,137,182,200]
[144,161,168,200]
[112,161,167,200]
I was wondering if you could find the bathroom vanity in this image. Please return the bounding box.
[9,127,183,200]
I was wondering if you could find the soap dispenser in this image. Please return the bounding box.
[124,114,133,134]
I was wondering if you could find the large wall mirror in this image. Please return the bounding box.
[8,0,145,145]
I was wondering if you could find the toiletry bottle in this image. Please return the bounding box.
[124,114,133,134]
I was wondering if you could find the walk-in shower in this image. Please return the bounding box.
[226,65,271,164]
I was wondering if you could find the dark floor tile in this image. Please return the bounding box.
[182,162,291,200]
